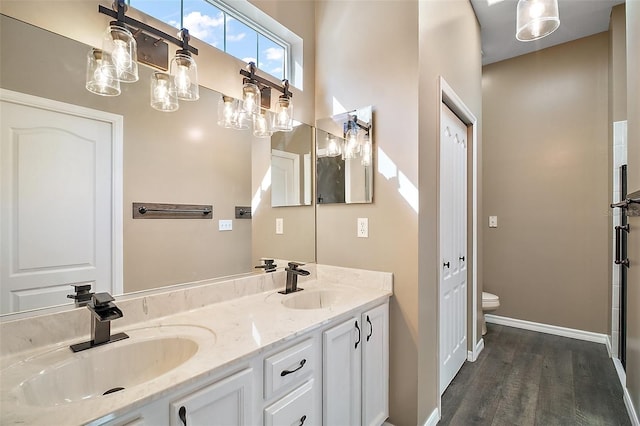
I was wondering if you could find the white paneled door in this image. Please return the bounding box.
[439,103,468,394]
[0,90,122,314]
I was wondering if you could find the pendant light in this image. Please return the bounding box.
[253,109,274,138]
[217,95,238,128]
[326,135,342,158]
[150,72,179,112]
[85,48,120,96]
[273,81,293,132]
[242,63,261,115]
[343,119,360,160]
[170,29,199,101]
[516,0,560,41]
[361,132,372,167]
[102,23,138,82]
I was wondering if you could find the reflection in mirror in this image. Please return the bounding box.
[271,125,313,207]
[316,106,373,204]
[0,14,315,318]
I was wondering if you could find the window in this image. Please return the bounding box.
[129,0,288,82]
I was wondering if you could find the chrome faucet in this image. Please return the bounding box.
[70,293,129,352]
[279,262,310,294]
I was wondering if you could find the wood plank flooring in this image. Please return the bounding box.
[439,324,630,426]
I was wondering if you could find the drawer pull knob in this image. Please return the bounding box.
[281,359,306,376]
[178,406,187,426]
[299,415,307,425]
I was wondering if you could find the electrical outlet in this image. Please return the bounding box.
[489,216,498,228]
[357,218,369,238]
[218,220,232,231]
[276,218,284,235]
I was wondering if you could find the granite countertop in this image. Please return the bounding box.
[0,265,392,425]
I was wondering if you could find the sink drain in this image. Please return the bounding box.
[103,387,125,395]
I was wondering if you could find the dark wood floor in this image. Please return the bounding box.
[440,324,630,426]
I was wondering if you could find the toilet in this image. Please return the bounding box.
[481,291,500,335]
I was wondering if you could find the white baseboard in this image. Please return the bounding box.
[467,338,485,362]
[606,335,612,357]
[624,386,640,426]
[613,357,626,387]
[484,314,608,344]
[422,407,440,426]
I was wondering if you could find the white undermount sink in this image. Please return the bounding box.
[11,325,214,406]
[281,289,347,310]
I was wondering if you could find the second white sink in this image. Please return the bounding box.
[281,289,347,310]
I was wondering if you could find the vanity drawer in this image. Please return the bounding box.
[264,338,315,399]
[264,380,316,426]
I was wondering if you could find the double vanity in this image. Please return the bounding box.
[0,264,392,425]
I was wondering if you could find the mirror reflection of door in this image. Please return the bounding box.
[317,156,345,204]
[271,149,301,206]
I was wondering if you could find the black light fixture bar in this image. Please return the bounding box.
[98,3,198,56]
[348,114,371,133]
[239,62,292,98]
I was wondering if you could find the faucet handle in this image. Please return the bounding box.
[92,292,115,307]
[256,258,278,272]
[287,261,305,270]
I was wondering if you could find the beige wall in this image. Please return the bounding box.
[315,0,482,423]
[418,1,483,422]
[625,0,640,419]
[482,33,610,333]
[610,4,627,123]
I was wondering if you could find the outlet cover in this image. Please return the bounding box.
[219,220,232,231]
[357,218,369,238]
[489,216,498,228]
[276,218,284,235]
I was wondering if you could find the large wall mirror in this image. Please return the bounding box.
[316,106,373,204]
[0,14,315,317]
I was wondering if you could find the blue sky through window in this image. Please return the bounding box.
[128,0,287,82]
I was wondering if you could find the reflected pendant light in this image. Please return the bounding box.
[343,121,360,160]
[170,52,199,101]
[361,133,372,167]
[86,48,120,96]
[102,23,138,82]
[253,109,274,138]
[150,72,179,112]
[233,101,251,130]
[218,95,238,128]
[326,135,342,158]
[516,0,560,42]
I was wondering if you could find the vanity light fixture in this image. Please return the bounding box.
[516,0,560,41]
[342,114,372,165]
[86,0,199,112]
[239,62,293,127]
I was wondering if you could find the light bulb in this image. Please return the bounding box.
[175,65,191,97]
[150,72,178,112]
[242,82,260,114]
[361,136,372,167]
[112,40,130,70]
[218,96,238,128]
[326,136,342,157]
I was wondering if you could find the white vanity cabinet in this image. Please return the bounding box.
[169,368,254,426]
[323,303,389,426]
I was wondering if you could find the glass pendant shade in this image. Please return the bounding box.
[85,48,120,96]
[343,125,360,160]
[102,24,138,82]
[326,135,342,157]
[218,96,238,128]
[232,101,250,130]
[516,0,560,41]
[170,53,199,101]
[150,72,179,112]
[273,96,293,131]
[253,109,274,138]
[361,134,372,167]
[242,82,261,115]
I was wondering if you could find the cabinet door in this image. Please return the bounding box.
[169,368,253,426]
[323,317,361,426]
[264,380,316,426]
[362,304,389,426]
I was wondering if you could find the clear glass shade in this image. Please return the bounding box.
[150,72,179,112]
[218,96,238,128]
[170,53,199,101]
[253,109,274,138]
[343,126,361,160]
[102,24,138,82]
[273,96,293,131]
[326,135,342,157]
[242,82,261,115]
[516,0,560,41]
[85,48,120,96]
[361,134,372,167]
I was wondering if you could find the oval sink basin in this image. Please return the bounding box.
[281,289,346,310]
[12,325,213,406]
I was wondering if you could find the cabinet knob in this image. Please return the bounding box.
[178,406,187,426]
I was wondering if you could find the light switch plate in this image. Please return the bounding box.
[489,216,498,228]
[357,218,369,238]
[276,218,284,235]
[219,220,232,231]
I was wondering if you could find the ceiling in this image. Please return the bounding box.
[469,0,625,65]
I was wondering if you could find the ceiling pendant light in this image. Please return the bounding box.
[85,48,120,96]
[516,0,560,42]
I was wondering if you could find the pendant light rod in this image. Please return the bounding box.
[239,62,292,98]
[98,1,198,56]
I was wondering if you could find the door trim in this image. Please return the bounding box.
[0,88,124,297]
[436,77,479,396]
